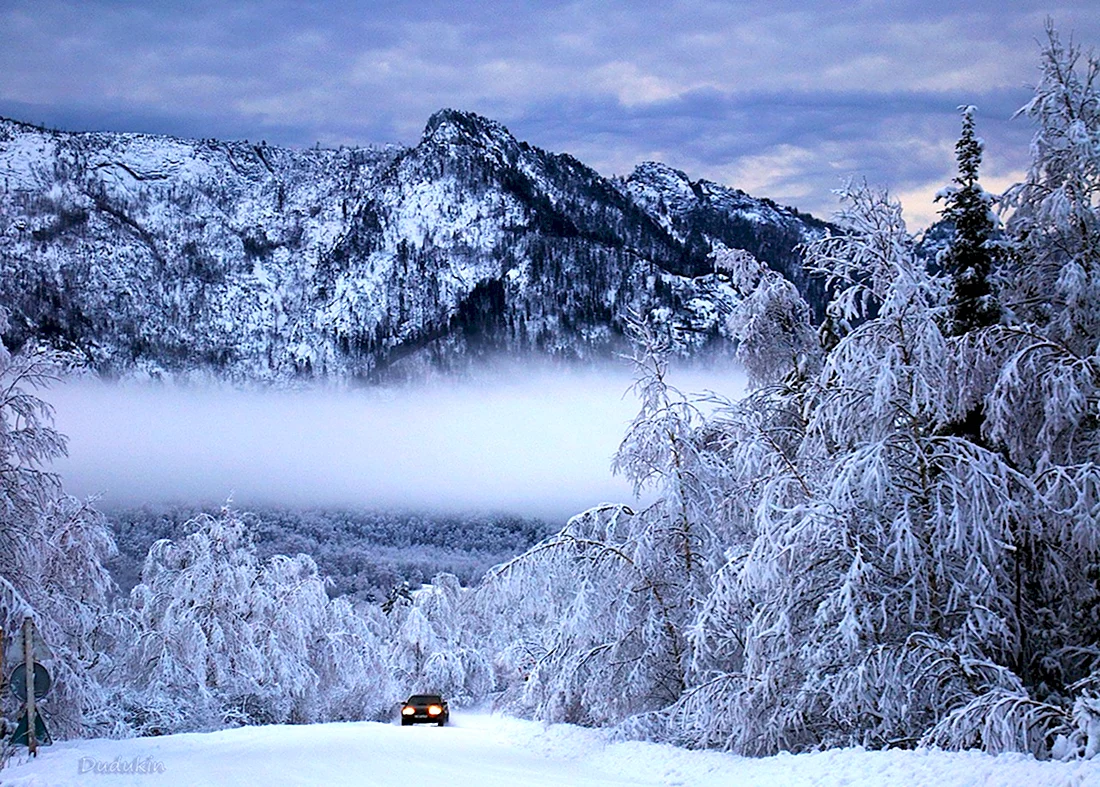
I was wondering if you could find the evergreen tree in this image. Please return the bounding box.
[936,106,1001,336]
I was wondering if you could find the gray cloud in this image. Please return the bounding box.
[503,85,1033,220]
[2,1,1098,228]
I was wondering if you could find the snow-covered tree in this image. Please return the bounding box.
[956,23,1100,757]
[476,315,740,728]
[665,25,1100,757]
[119,507,392,733]
[718,245,820,388]
[0,307,117,738]
[479,503,689,726]
[999,23,1100,353]
[675,184,1000,753]
[385,572,493,705]
[612,316,717,603]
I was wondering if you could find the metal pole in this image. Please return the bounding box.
[23,617,36,756]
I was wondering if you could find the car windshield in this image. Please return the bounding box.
[407,695,442,704]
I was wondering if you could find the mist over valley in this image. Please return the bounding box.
[46,360,746,598]
[49,361,747,521]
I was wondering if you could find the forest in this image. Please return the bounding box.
[104,504,553,602]
[1,25,1098,761]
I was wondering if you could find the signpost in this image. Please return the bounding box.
[7,619,52,753]
[23,619,35,755]
[10,663,51,702]
[10,706,50,749]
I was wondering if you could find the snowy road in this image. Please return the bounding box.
[3,711,1098,786]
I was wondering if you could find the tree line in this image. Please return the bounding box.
[1,24,1097,762]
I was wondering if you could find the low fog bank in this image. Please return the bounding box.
[46,361,747,523]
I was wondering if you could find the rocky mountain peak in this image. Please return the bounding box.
[625,162,699,215]
[421,109,519,159]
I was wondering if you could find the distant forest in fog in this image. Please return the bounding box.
[106,504,554,601]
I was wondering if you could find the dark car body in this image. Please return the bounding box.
[400,694,449,726]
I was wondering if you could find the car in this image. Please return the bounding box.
[400,694,449,726]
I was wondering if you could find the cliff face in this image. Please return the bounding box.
[0,110,829,383]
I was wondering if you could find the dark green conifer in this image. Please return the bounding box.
[936,106,1001,335]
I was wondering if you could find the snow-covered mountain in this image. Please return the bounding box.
[0,110,830,383]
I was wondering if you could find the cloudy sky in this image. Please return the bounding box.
[2,1,1097,228]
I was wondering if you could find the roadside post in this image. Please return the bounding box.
[9,619,52,753]
[23,618,34,756]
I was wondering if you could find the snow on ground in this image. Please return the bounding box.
[3,711,1097,787]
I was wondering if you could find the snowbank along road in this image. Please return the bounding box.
[3,711,1099,786]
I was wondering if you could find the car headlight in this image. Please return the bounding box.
[402,706,415,715]
[428,705,442,716]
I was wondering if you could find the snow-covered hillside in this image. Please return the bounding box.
[0,111,829,383]
[3,711,1096,787]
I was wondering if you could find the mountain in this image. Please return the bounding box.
[0,110,831,383]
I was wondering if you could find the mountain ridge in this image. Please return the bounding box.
[0,109,831,383]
